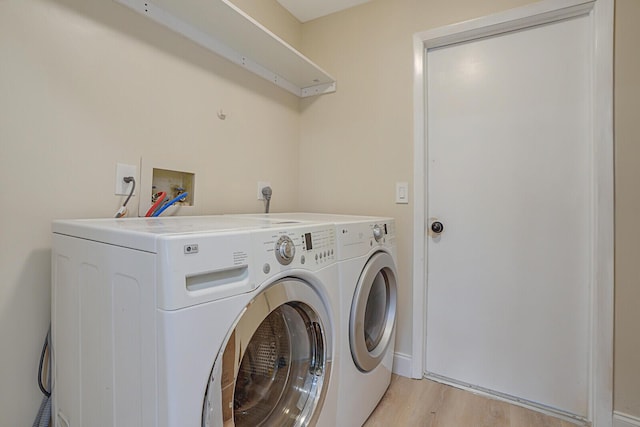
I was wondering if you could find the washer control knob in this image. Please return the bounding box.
[373,224,384,242]
[275,236,295,265]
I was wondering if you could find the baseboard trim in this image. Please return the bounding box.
[392,352,413,378]
[614,412,640,427]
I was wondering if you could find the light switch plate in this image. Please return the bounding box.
[396,182,409,204]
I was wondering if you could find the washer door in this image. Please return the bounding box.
[202,279,332,427]
[349,251,398,373]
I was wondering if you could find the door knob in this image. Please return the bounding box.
[431,221,444,234]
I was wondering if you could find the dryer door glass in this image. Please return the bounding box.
[364,271,388,351]
[350,252,398,372]
[202,279,332,427]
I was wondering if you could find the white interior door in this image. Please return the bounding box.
[425,14,592,417]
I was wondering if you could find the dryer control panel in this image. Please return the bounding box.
[335,219,396,260]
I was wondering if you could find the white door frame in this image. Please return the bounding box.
[411,0,614,425]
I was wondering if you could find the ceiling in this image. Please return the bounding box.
[276,0,373,23]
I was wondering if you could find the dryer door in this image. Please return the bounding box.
[349,251,398,372]
[202,279,332,427]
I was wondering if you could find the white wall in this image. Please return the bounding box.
[0,0,301,424]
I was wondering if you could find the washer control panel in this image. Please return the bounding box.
[254,224,336,271]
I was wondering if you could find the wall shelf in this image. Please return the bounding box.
[115,0,337,97]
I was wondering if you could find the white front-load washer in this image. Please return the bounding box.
[227,213,399,427]
[51,215,340,427]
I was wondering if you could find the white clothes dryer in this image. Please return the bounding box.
[51,215,340,427]
[228,213,398,427]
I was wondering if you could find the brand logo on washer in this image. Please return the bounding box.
[184,244,199,254]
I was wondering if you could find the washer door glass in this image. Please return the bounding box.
[202,279,332,427]
[350,251,398,373]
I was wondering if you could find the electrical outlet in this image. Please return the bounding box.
[257,181,271,200]
[115,163,137,195]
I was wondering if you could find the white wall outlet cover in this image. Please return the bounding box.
[116,163,137,196]
[396,182,409,204]
[257,181,271,200]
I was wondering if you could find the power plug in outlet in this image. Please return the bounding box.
[115,163,137,195]
[257,181,271,200]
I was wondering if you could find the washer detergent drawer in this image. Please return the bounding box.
[186,266,250,294]
[156,232,256,310]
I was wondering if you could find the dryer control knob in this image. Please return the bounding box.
[373,224,384,242]
[275,236,295,265]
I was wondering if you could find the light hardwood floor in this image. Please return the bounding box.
[363,375,581,427]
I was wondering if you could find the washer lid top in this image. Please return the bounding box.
[52,215,305,252]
